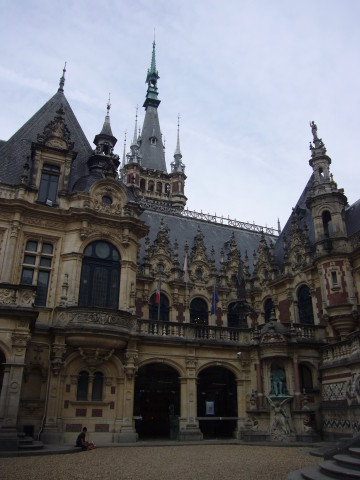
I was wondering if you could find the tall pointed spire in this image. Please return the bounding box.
[132,106,138,146]
[171,114,185,173]
[127,107,142,165]
[58,62,67,93]
[174,114,182,158]
[100,93,114,137]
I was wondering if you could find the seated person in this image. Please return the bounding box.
[76,427,95,450]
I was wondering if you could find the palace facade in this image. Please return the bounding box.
[0,43,360,449]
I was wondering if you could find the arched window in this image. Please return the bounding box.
[148,180,154,192]
[264,298,274,323]
[190,298,208,325]
[322,210,333,238]
[156,182,162,194]
[140,179,146,192]
[299,364,313,392]
[227,302,248,328]
[77,371,89,401]
[92,372,104,401]
[149,292,170,322]
[298,285,314,325]
[78,241,120,309]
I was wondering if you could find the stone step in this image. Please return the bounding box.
[18,436,35,445]
[19,440,44,450]
[288,465,334,480]
[334,453,360,469]
[319,459,360,479]
[350,448,360,459]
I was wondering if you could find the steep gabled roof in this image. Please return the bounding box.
[0,90,92,191]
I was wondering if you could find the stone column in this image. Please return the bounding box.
[293,356,302,409]
[178,358,203,441]
[117,348,138,442]
[0,330,30,450]
[41,339,66,444]
[255,359,264,408]
[1,218,20,283]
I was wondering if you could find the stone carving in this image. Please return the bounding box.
[0,288,16,305]
[79,347,114,367]
[37,106,74,151]
[56,310,135,330]
[267,395,294,440]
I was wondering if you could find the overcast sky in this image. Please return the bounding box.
[0,0,359,232]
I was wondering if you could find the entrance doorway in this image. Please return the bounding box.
[134,363,180,439]
[197,366,237,438]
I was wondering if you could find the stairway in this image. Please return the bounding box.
[289,438,360,480]
[18,433,44,452]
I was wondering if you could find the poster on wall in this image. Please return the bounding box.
[206,401,215,415]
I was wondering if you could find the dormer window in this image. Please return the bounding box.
[38,164,60,205]
[150,137,157,146]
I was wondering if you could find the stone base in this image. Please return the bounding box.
[0,428,19,450]
[114,429,138,443]
[178,427,203,441]
[40,426,62,445]
[238,430,268,442]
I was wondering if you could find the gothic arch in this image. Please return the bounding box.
[190,297,209,325]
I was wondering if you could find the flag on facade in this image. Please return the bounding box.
[155,277,161,305]
[183,253,189,284]
[211,282,219,315]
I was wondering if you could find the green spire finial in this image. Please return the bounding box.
[144,40,160,110]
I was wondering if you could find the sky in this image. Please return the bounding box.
[0,0,359,232]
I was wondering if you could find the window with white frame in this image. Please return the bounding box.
[20,240,54,306]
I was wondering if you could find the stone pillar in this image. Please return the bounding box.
[236,378,247,431]
[178,358,203,441]
[41,339,66,444]
[113,377,124,442]
[0,365,10,419]
[116,347,138,442]
[0,330,30,450]
[256,360,264,408]
[2,219,20,283]
[293,356,302,409]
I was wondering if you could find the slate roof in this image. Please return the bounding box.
[139,106,167,172]
[139,209,276,272]
[273,175,316,270]
[0,90,93,192]
[346,199,360,237]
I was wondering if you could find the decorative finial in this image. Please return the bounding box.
[154,27,156,44]
[174,113,182,157]
[58,62,67,93]
[132,105,138,145]
[107,93,111,115]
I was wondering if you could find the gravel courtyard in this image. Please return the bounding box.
[0,444,320,480]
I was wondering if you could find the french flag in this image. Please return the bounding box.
[155,278,161,305]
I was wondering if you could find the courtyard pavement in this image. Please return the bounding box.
[0,441,323,480]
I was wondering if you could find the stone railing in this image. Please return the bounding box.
[290,323,327,341]
[0,283,36,308]
[251,322,326,343]
[321,333,360,367]
[55,307,135,331]
[137,319,252,344]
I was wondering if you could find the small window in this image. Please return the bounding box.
[195,268,203,280]
[190,298,208,325]
[298,285,314,325]
[102,195,112,206]
[264,298,274,323]
[331,271,338,286]
[150,137,157,145]
[77,371,89,401]
[38,164,60,204]
[299,364,313,392]
[322,211,333,238]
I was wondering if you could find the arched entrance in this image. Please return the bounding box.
[134,363,180,439]
[197,366,237,438]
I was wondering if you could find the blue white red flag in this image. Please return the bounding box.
[211,283,219,315]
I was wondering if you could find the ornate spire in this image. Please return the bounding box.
[122,131,127,168]
[132,106,138,146]
[99,93,114,137]
[144,41,160,110]
[171,114,185,173]
[58,62,67,93]
[309,121,327,159]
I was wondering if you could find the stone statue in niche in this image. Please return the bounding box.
[270,366,287,396]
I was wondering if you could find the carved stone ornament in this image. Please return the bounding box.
[79,347,114,367]
[260,331,286,345]
[12,332,31,348]
[56,310,135,330]
[36,106,74,151]
[0,288,16,305]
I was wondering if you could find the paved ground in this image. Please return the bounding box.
[0,444,321,480]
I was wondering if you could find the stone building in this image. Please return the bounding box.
[0,43,359,449]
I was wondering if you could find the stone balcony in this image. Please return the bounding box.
[0,283,37,312]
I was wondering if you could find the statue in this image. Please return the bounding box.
[270,366,286,396]
[266,395,294,440]
[310,121,318,140]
